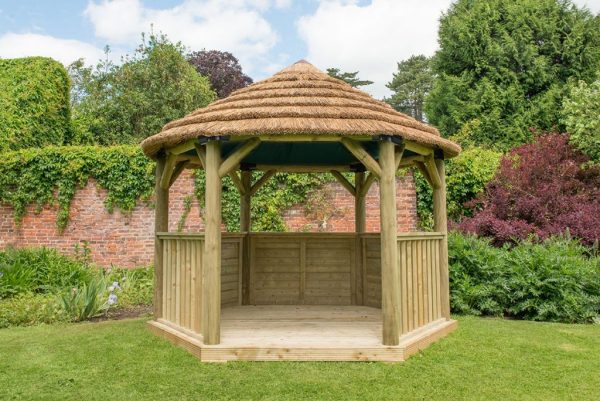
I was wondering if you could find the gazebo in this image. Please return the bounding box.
[141,60,461,362]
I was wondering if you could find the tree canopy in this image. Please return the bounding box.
[385,55,434,121]
[187,50,252,98]
[425,0,600,151]
[326,68,373,88]
[69,34,216,145]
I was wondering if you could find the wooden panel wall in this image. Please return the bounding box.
[361,233,444,334]
[249,234,355,305]
[158,234,243,334]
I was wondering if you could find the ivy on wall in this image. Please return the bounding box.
[0,145,329,232]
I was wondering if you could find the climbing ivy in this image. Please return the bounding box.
[0,146,155,230]
[0,146,330,232]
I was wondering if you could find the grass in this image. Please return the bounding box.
[1,316,599,401]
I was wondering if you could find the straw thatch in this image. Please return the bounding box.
[141,60,461,158]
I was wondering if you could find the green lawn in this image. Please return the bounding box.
[1,316,599,401]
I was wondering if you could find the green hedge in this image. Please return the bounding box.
[0,145,329,231]
[449,232,600,323]
[0,57,71,151]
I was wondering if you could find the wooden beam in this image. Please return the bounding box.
[397,155,425,169]
[433,158,450,320]
[415,162,433,187]
[330,170,356,196]
[228,171,246,195]
[258,135,345,142]
[218,138,261,178]
[167,139,197,155]
[359,173,376,197]
[248,170,275,196]
[154,157,169,319]
[160,153,178,190]
[194,144,206,169]
[394,144,406,171]
[379,140,401,346]
[424,154,442,189]
[341,138,382,178]
[202,141,221,345]
[404,141,433,156]
[254,165,352,173]
[169,161,188,187]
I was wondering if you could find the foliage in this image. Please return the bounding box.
[193,171,331,232]
[0,247,94,299]
[0,57,71,151]
[562,71,600,162]
[385,55,434,121]
[414,147,502,227]
[458,133,600,246]
[60,276,111,322]
[326,67,373,87]
[449,232,600,323]
[106,266,154,308]
[425,0,600,151]
[0,293,67,329]
[187,50,253,98]
[69,33,216,145]
[0,145,155,230]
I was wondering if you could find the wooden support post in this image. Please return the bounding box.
[433,156,450,320]
[354,172,366,306]
[379,140,401,346]
[359,172,376,197]
[202,141,222,344]
[154,157,169,319]
[355,172,366,233]
[240,171,252,305]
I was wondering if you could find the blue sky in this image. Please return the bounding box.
[1,0,599,98]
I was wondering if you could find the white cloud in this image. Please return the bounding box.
[572,0,600,13]
[84,0,281,76]
[298,0,450,99]
[0,33,105,65]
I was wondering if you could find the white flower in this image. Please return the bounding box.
[112,281,121,290]
[108,293,118,306]
[108,285,115,292]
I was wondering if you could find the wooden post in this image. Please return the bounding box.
[154,157,169,319]
[379,140,401,345]
[355,172,366,233]
[433,155,450,319]
[354,172,366,306]
[240,170,252,305]
[202,141,222,344]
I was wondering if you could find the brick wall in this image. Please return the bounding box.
[0,170,417,267]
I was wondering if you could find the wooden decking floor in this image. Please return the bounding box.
[148,305,457,362]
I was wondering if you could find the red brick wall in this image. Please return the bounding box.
[0,170,417,267]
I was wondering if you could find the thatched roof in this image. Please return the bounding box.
[141,60,461,159]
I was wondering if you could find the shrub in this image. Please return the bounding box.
[449,232,600,323]
[0,293,68,328]
[458,133,600,246]
[60,276,111,322]
[415,146,502,227]
[106,266,154,307]
[0,57,71,151]
[562,72,600,163]
[0,247,94,298]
